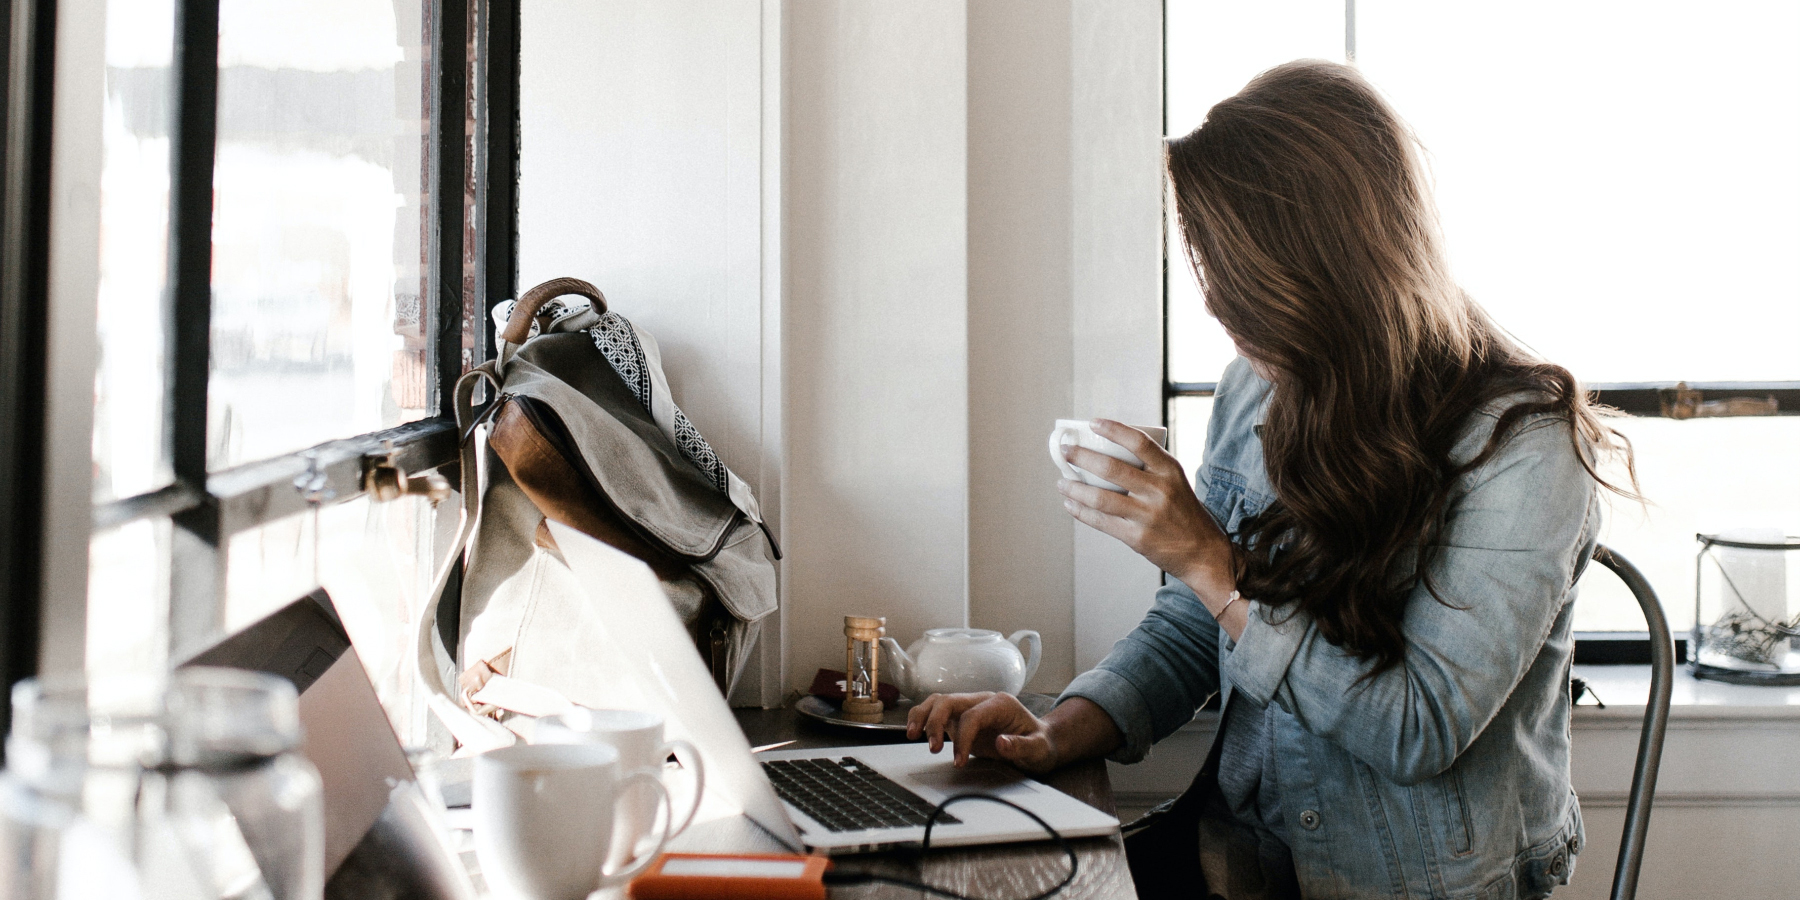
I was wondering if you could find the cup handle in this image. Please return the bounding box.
[1048,424,1083,482]
[597,770,673,888]
[1008,630,1042,687]
[658,739,706,838]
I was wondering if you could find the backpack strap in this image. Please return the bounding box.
[415,362,518,755]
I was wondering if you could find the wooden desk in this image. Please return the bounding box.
[662,696,1136,900]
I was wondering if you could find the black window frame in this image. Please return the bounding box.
[0,0,60,745]
[0,0,523,737]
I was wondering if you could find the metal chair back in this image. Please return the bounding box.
[1588,545,1673,900]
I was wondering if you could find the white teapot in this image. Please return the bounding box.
[879,628,1042,701]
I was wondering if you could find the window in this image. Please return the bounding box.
[1165,0,1800,634]
[66,0,519,745]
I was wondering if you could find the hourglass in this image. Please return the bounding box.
[842,616,886,723]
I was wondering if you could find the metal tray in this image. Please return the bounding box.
[793,694,919,735]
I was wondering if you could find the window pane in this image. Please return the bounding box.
[93,0,176,503]
[1168,395,1215,480]
[1357,0,1800,383]
[208,0,434,470]
[1580,416,1800,633]
[88,519,172,680]
[1170,400,1800,632]
[1165,0,1346,385]
[225,493,452,745]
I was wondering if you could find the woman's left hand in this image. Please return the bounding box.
[1057,420,1238,605]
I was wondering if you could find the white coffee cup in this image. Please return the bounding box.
[473,742,671,900]
[1048,419,1170,493]
[534,707,706,847]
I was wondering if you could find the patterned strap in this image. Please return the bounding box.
[589,311,730,494]
[492,292,765,530]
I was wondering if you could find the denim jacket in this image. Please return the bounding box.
[1062,358,1599,900]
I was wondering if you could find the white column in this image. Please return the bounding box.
[966,0,1077,690]
[1069,0,1166,673]
[783,2,972,689]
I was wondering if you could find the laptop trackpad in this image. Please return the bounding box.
[907,761,1039,797]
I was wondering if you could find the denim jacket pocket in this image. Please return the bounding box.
[1484,822,1579,900]
[1200,464,1269,538]
[1435,767,1476,858]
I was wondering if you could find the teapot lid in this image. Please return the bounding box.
[922,627,1003,643]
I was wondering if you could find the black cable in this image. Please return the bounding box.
[821,792,1079,900]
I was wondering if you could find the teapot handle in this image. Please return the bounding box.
[1007,630,1041,689]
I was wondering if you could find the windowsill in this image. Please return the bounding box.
[1572,664,1800,722]
[1141,665,1800,732]
[1109,665,1800,803]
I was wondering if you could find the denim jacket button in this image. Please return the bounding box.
[1299,810,1322,831]
[1548,853,1567,877]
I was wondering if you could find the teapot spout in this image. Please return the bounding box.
[878,636,916,699]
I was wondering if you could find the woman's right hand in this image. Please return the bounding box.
[906,692,1060,774]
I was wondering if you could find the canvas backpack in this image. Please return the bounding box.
[415,278,778,750]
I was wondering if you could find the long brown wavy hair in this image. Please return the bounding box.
[1167,60,1636,674]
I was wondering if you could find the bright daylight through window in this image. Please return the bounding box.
[85,0,477,746]
[1165,0,1800,632]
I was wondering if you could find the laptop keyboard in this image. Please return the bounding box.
[762,757,962,833]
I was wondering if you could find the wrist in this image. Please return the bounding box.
[1041,697,1121,766]
[1175,552,1237,612]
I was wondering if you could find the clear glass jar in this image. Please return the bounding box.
[135,667,323,900]
[1693,531,1800,685]
[0,678,149,899]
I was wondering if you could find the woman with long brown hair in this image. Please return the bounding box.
[910,60,1633,899]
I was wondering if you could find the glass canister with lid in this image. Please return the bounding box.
[1692,530,1800,685]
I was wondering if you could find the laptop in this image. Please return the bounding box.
[543,519,1120,855]
[182,590,478,899]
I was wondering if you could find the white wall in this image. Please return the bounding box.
[1066,0,1165,673]
[519,0,782,702]
[521,0,1165,698]
[966,0,1077,686]
[962,0,1166,687]
[782,1,974,690]
[519,0,766,488]
[783,0,1164,692]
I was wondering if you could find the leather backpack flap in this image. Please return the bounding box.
[503,335,777,624]
[487,399,688,582]
[510,335,737,555]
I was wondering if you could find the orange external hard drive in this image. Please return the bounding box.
[628,853,832,900]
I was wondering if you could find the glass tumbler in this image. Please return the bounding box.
[135,667,324,900]
[0,677,151,898]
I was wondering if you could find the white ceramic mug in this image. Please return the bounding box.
[1048,419,1169,492]
[473,742,671,900]
[534,707,706,847]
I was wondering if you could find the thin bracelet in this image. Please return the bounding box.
[1217,590,1243,621]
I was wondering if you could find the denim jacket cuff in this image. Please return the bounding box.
[1058,667,1153,764]
[1221,602,1309,707]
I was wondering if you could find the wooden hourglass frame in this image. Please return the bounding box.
[842,616,886,723]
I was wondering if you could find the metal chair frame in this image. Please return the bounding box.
[1588,545,1673,900]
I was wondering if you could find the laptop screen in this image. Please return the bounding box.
[545,519,805,851]
[180,591,433,879]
